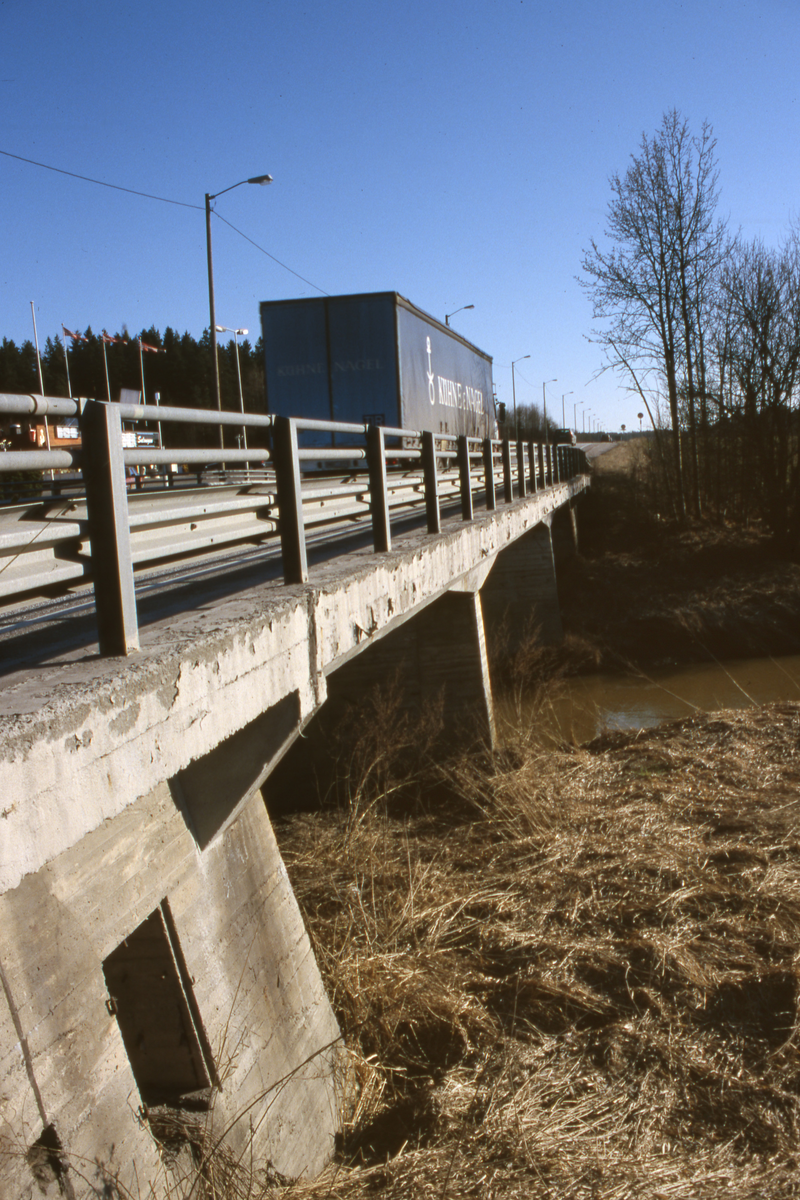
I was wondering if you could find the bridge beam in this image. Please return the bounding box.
[327,586,495,747]
[480,518,563,662]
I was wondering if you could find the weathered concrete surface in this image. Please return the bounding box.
[0,478,586,895]
[481,518,563,656]
[0,783,341,1197]
[0,475,588,1195]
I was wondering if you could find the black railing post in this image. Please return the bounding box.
[422,431,440,534]
[367,424,391,552]
[516,438,527,497]
[483,438,496,511]
[273,416,308,584]
[537,442,545,490]
[502,439,513,503]
[545,443,552,487]
[457,435,473,521]
[81,399,139,656]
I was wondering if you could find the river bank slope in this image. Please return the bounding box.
[558,439,800,668]
[261,449,800,1199]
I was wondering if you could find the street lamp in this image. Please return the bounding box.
[542,378,557,442]
[561,391,573,428]
[445,304,474,327]
[512,355,530,439]
[206,174,272,446]
[215,325,249,454]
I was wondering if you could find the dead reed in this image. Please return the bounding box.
[272,697,800,1198]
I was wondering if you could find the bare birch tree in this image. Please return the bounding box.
[581,110,725,519]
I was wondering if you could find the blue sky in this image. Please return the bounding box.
[2,0,798,431]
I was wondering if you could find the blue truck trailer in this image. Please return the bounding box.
[259,292,495,451]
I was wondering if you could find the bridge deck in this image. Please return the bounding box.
[0,479,587,892]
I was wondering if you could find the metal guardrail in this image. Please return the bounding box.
[0,394,588,657]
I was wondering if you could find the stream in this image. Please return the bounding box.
[510,653,800,744]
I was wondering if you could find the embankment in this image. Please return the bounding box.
[556,440,800,670]
[266,448,800,1198]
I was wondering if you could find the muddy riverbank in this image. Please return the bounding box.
[557,441,800,670]
[229,450,800,1200]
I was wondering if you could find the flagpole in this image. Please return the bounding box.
[138,339,146,406]
[61,327,73,399]
[30,303,53,481]
[102,333,111,402]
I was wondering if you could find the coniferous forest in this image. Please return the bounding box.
[0,326,268,447]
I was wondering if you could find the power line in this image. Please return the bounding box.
[2,147,330,296]
[213,212,329,296]
[0,148,203,209]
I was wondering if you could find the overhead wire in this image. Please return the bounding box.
[1,147,328,294]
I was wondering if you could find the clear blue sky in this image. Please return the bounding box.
[2,0,798,431]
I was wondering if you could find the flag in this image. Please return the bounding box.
[62,326,87,342]
[102,330,128,345]
[138,339,164,353]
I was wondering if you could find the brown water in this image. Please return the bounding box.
[513,654,800,744]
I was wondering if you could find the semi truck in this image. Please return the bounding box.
[259,291,496,452]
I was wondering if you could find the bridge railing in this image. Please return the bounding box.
[0,395,588,656]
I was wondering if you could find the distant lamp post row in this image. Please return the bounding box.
[205,174,272,448]
[445,304,474,327]
[542,378,556,442]
[215,325,249,450]
[511,355,530,439]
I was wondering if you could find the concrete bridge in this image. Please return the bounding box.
[0,396,589,1196]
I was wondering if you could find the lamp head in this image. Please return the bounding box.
[247,174,273,186]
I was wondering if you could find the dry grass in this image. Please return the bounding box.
[270,697,800,1199]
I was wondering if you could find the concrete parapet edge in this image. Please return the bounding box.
[0,478,588,892]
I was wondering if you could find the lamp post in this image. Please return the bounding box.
[512,355,530,439]
[215,325,249,453]
[542,378,557,442]
[206,174,272,447]
[561,391,573,429]
[445,304,474,327]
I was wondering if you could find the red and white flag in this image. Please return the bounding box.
[102,330,128,345]
[62,326,87,342]
[138,339,163,353]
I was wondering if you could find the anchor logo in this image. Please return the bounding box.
[426,337,435,405]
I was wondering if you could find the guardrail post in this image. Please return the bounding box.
[538,442,545,490]
[81,399,139,656]
[422,431,440,534]
[482,438,496,510]
[527,440,537,492]
[367,424,391,552]
[545,443,552,487]
[515,438,527,497]
[457,435,473,521]
[273,416,308,584]
[502,439,513,503]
